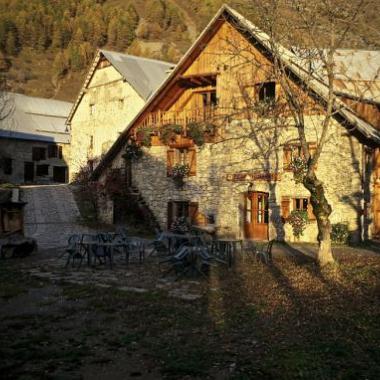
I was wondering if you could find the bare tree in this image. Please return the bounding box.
[0,72,13,123]
[223,0,378,264]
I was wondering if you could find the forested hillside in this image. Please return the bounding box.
[0,0,379,101]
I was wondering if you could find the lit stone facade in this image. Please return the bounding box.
[100,114,369,242]
[94,7,379,242]
[69,65,145,181]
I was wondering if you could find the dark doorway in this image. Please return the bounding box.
[24,162,34,183]
[53,166,67,183]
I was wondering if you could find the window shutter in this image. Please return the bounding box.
[188,148,196,176]
[58,146,63,159]
[281,197,290,219]
[167,201,173,229]
[307,199,316,220]
[189,202,199,225]
[283,146,292,170]
[167,149,174,176]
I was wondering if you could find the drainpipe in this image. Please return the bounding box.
[360,145,366,242]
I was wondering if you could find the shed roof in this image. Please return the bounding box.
[0,93,72,143]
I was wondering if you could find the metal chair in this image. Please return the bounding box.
[255,240,274,264]
[64,234,83,267]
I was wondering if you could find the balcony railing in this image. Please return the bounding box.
[139,106,220,132]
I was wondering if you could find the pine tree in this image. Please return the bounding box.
[53,50,68,78]
[6,31,18,56]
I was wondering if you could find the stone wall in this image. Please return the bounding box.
[69,65,145,181]
[104,114,369,242]
[0,138,70,184]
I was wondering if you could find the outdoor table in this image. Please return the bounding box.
[79,240,128,268]
[212,239,243,267]
[158,232,201,255]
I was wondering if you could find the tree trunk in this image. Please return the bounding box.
[304,172,335,265]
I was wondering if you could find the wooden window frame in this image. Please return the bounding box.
[167,148,196,177]
[293,197,316,220]
[255,81,276,103]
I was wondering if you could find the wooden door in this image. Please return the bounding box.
[24,162,34,183]
[373,149,380,236]
[244,192,269,240]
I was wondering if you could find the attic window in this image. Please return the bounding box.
[256,81,276,102]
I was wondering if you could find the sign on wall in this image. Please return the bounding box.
[226,172,281,182]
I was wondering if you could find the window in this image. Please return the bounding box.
[167,148,196,176]
[32,147,46,161]
[48,144,58,158]
[281,196,315,220]
[256,81,276,102]
[36,164,49,176]
[167,201,199,229]
[3,157,12,175]
[90,103,96,116]
[294,197,309,212]
[201,90,218,107]
[283,143,317,170]
[58,146,63,159]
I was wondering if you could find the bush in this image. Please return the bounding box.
[331,223,349,244]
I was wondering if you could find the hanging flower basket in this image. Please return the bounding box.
[287,210,309,238]
[122,139,143,161]
[136,127,155,147]
[290,156,308,183]
[160,124,183,145]
[171,163,190,187]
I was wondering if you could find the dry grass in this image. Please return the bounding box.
[0,250,379,379]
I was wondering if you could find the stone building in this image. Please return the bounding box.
[92,5,380,242]
[66,50,174,181]
[0,93,72,184]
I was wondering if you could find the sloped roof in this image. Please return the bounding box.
[92,4,380,180]
[0,93,72,143]
[66,50,174,124]
[101,50,174,100]
[292,48,380,103]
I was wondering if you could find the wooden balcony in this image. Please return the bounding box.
[139,106,220,132]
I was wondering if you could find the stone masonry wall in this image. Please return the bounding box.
[69,65,145,181]
[0,138,70,184]
[105,114,367,242]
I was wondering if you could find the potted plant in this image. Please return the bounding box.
[136,126,154,147]
[160,124,183,145]
[171,163,190,187]
[187,122,205,146]
[122,139,143,161]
